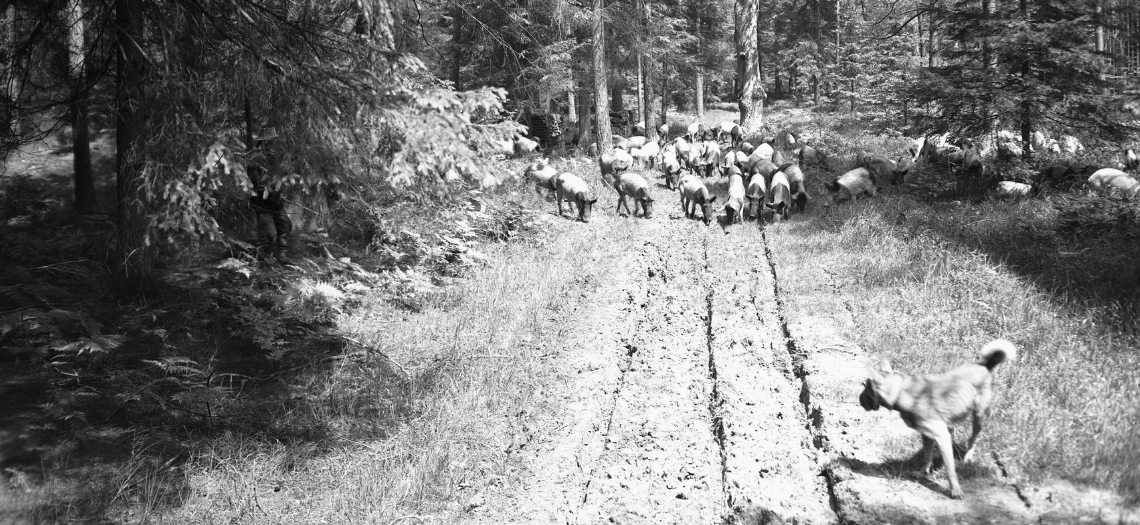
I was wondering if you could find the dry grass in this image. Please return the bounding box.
[764,124,1140,498]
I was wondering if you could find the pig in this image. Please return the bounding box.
[856,153,909,186]
[730,124,744,149]
[617,135,650,151]
[662,150,683,191]
[553,173,598,222]
[778,163,809,213]
[699,140,722,178]
[1040,165,1078,186]
[493,138,516,156]
[479,173,499,191]
[514,135,541,156]
[1061,135,1084,155]
[686,141,704,174]
[679,174,718,225]
[994,180,1037,200]
[753,143,774,162]
[798,145,829,168]
[1126,149,1139,170]
[731,150,749,169]
[745,171,767,220]
[524,158,559,195]
[1087,168,1140,198]
[745,157,778,187]
[739,142,755,155]
[771,149,786,166]
[717,121,736,143]
[599,149,634,184]
[958,147,985,178]
[686,122,704,142]
[632,141,660,169]
[767,169,792,221]
[824,167,878,206]
[723,170,746,225]
[615,172,655,218]
[673,137,692,170]
[997,141,1023,161]
[776,129,798,150]
[658,123,670,143]
[908,136,926,162]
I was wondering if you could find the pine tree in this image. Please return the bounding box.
[909,0,1137,149]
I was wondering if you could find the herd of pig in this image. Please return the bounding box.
[910,132,1140,199]
[518,120,1140,225]
[520,120,915,226]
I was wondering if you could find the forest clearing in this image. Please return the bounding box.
[3,0,1140,523]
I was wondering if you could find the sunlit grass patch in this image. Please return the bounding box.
[153,199,631,523]
[767,191,1140,497]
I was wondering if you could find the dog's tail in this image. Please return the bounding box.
[979,339,1017,370]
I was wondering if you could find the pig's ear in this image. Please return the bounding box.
[709,196,717,202]
[590,198,598,204]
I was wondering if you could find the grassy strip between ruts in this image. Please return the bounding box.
[765,192,1140,499]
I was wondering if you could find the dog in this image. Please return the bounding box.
[859,339,1017,499]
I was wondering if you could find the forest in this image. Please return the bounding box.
[2,0,1140,522]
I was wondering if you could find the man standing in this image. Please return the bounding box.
[246,126,294,265]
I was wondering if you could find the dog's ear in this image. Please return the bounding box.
[878,358,893,373]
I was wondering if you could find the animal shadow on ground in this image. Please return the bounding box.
[833,445,992,495]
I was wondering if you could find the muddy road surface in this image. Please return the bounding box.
[462,173,1138,525]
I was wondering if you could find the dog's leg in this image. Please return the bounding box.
[916,435,936,478]
[962,412,983,463]
[932,429,963,499]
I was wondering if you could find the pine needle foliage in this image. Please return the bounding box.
[909,0,1139,142]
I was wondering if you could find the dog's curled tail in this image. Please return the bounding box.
[979,339,1017,370]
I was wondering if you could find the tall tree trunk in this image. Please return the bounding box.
[577,82,593,149]
[1095,1,1104,53]
[611,78,624,112]
[593,0,612,152]
[641,0,656,141]
[1019,0,1031,160]
[568,90,577,123]
[115,0,153,290]
[982,0,996,138]
[65,0,95,212]
[636,54,645,124]
[734,0,762,130]
[812,74,819,108]
[695,72,704,116]
[915,9,922,57]
[928,0,936,68]
[660,59,668,127]
[695,17,704,117]
[757,0,765,88]
[849,78,855,111]
[4,4,21,139]
[643,61,657,140]
[450,3,463,89]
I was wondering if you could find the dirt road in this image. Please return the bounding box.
[462,174,1140,525]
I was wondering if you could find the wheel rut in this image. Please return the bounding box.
[705,226,836,524]
[577,220,725,524]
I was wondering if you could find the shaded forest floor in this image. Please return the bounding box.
[2,104,1139,523]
